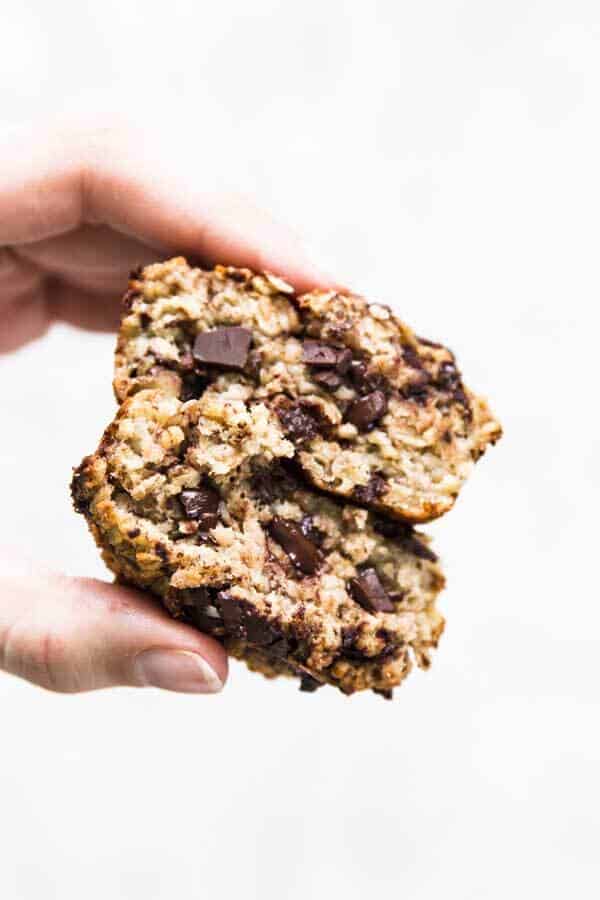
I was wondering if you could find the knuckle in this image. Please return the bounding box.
[5,623,76,693]
[30,631,71,692]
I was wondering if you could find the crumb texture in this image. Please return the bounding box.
[73,257,501,696]
[115,259,501,523]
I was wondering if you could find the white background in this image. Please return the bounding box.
[1,1,599,898]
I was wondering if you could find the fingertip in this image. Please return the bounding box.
[31,575,231,693]
[177,631,229,690]
[187,192,347,294]
[76,577,231,688]
[132,648,225,694]
[268,256,345,295]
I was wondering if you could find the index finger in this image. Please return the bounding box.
[0,120,335,293]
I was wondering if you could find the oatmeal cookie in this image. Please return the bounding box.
[73,256,501,696]
[114,258,501,522]
[72,386,445,696]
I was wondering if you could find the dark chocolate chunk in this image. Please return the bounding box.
[190,610,223,634]
[267,637,290,659]
[181,372,209,402]
[154,542,169,562]
[299,674,322,692]
[348,568,395,613]
[70,466,91,515]
[404,536,438,562]
[300,515,326,547]
[436,360,460,388]
[268,517,322,575]
[312,369,343,391]
[251,474,274,502]
[374,688,394,700]
[178,348,195,372]
[348,360,388,395]
[179,486,220,531]
[276,402,320,444]
[244,348,263,381]
[417,335,447,351]
[401,343,424,370]
[401,371,431,404]
[341,626,359,651]
[340,643,367,661]
[372,518,438,562]
[187,586,214,607]
[346,391,388,431]
[302,341,341,367]
[214,591,289,651]
[335,348,353,374]
[184,588,224,633]
[348,359,367,385]
[244,615,284,649]
[303,342,353,373]
[372,517,410,539]
[192,326,252,370]
[435,360,471,417]
[214,590,246,638]
[375,626,394,642]
[250,462,299,504]
[374,644,400,661]
[167,495,186,519]
[352,473,387,505]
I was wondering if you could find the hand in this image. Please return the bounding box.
[0,120,332,695]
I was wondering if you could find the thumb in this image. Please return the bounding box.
[0,572,227,694]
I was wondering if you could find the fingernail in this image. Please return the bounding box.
[133,650,223,694]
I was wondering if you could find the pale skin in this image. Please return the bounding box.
[0,122,333,695]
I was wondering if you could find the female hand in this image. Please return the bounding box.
[0,119,330,695]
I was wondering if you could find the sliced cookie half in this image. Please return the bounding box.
[72,387,445,696]
[113,258,501,523]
